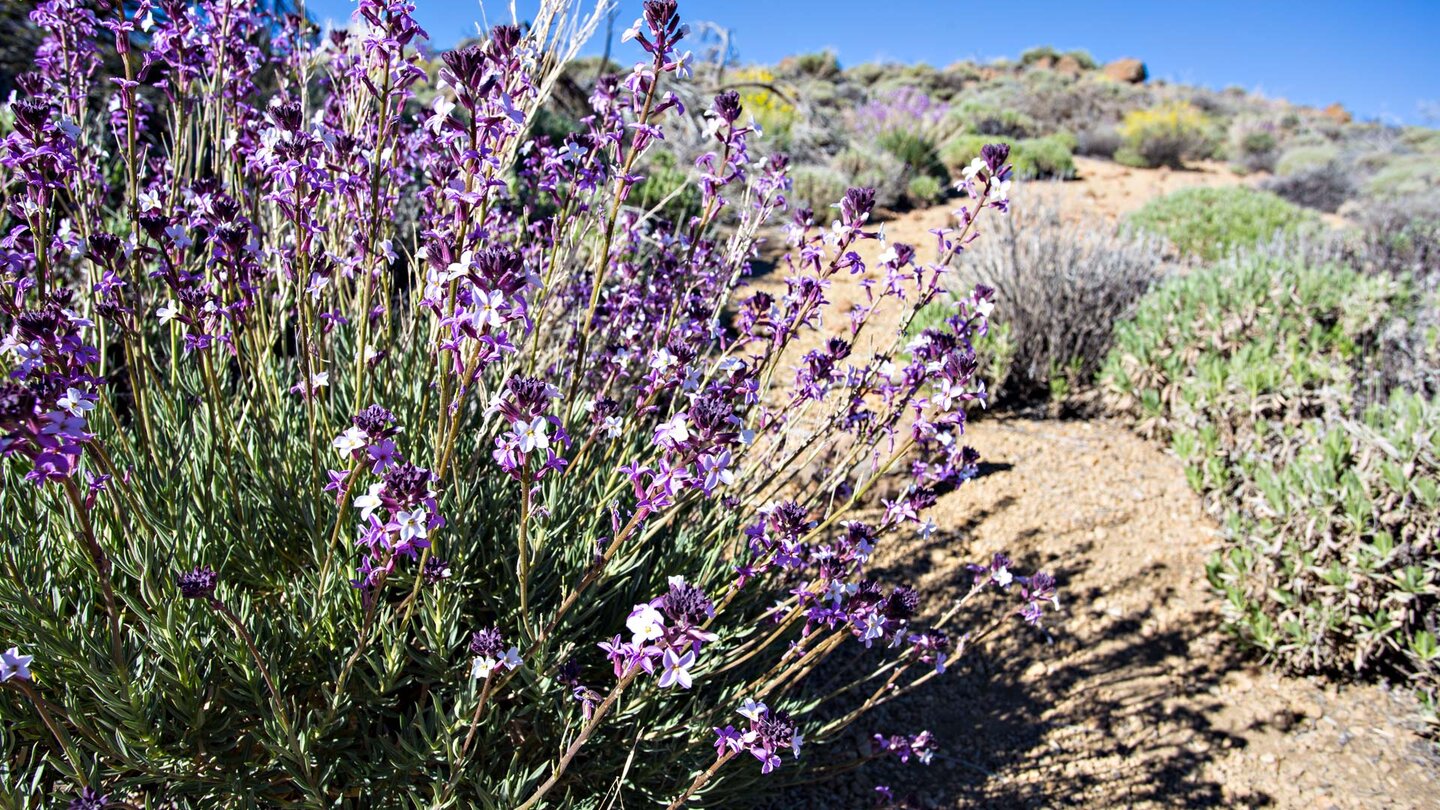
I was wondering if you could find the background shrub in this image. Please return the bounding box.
[632,151,703,223]
[905,173,946,206]
[939,134,1076,180]
[1115,101,1219,168]
[940,198,1162,404]
[1228,116,1280,173]
[1261,166,1354,212]
[1126,186,1320,261]
[830,145,909,209]
[877,130,949,186]
[790,165,852,213]
[789,50,842,79]
[1075,125,1123,158]
[1275,143,1341,176]
[729,66,797,145]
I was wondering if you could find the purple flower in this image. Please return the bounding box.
[176,566,218,600]
[67,788,108,810]
[657,648,696,688]
[0,647,33,682]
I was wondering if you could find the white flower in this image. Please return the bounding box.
[654,414,689,447]
[738,698,768,722]
[333,426,367,456]
[153,299,179,325]
[650,347,677,373]
[426,93,456,134]
[395,509,429,544]
[471,655,500,679]
[0,647,33,682]
[311,371,330,389]
[602,415,623,438]
[621,17,643,42]
[992,567,1013,588]
[500,646,522,671]
[472,288,506,330]
[962,157,985,182]
[517,417,550,453]
[445,250,473,282]
[877,245,898,264]
[626,603,666,645]
[917,518,937,540]
[354,483,384,521]
[56,387,93,418]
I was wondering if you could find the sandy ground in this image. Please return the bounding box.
[759,158,1438,808]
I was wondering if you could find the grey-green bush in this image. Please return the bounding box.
[1126,186,1320,261]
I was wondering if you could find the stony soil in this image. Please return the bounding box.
[759,157,1438,808]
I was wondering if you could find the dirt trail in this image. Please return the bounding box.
[761,159,1438,808]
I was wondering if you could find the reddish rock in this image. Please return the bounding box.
[1322,102,1352,124]
[1103,58,1147,83]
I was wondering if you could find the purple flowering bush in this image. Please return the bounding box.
[0,1,1051,806]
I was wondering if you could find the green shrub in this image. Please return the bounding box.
[631,151,702,223]
[830,146,908,209]
[1063,50,1098,70]
[876,130,948,184]
[1127,187,1320,261]
[1206,392,1440,718]
[790,165,851,213]
[947,99,1039,139]
[1102,251,1395,448]
[939,134,1076,181]
[1227,117,1279,174]
[1101,253,1440,722]
[1115,101,1219,169]
[1275,144,1340,176]
[905,174,946,206]
[1019,134,1077,179]
[1019,46,1060,66]
[1365,154,1440,199]
[790,50,841,79]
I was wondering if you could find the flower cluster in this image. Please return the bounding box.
[871,730,937,765]
[331,406,444,590]
[713,699,803,773]
[469,626,521,680]
[600,578,717,689]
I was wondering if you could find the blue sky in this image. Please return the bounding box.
[307,0,1440,126]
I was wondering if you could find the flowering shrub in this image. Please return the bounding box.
[727,66,796,144]
[0,1,1050,805]
[1115,101,1218,169]
[846,86,950,143]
